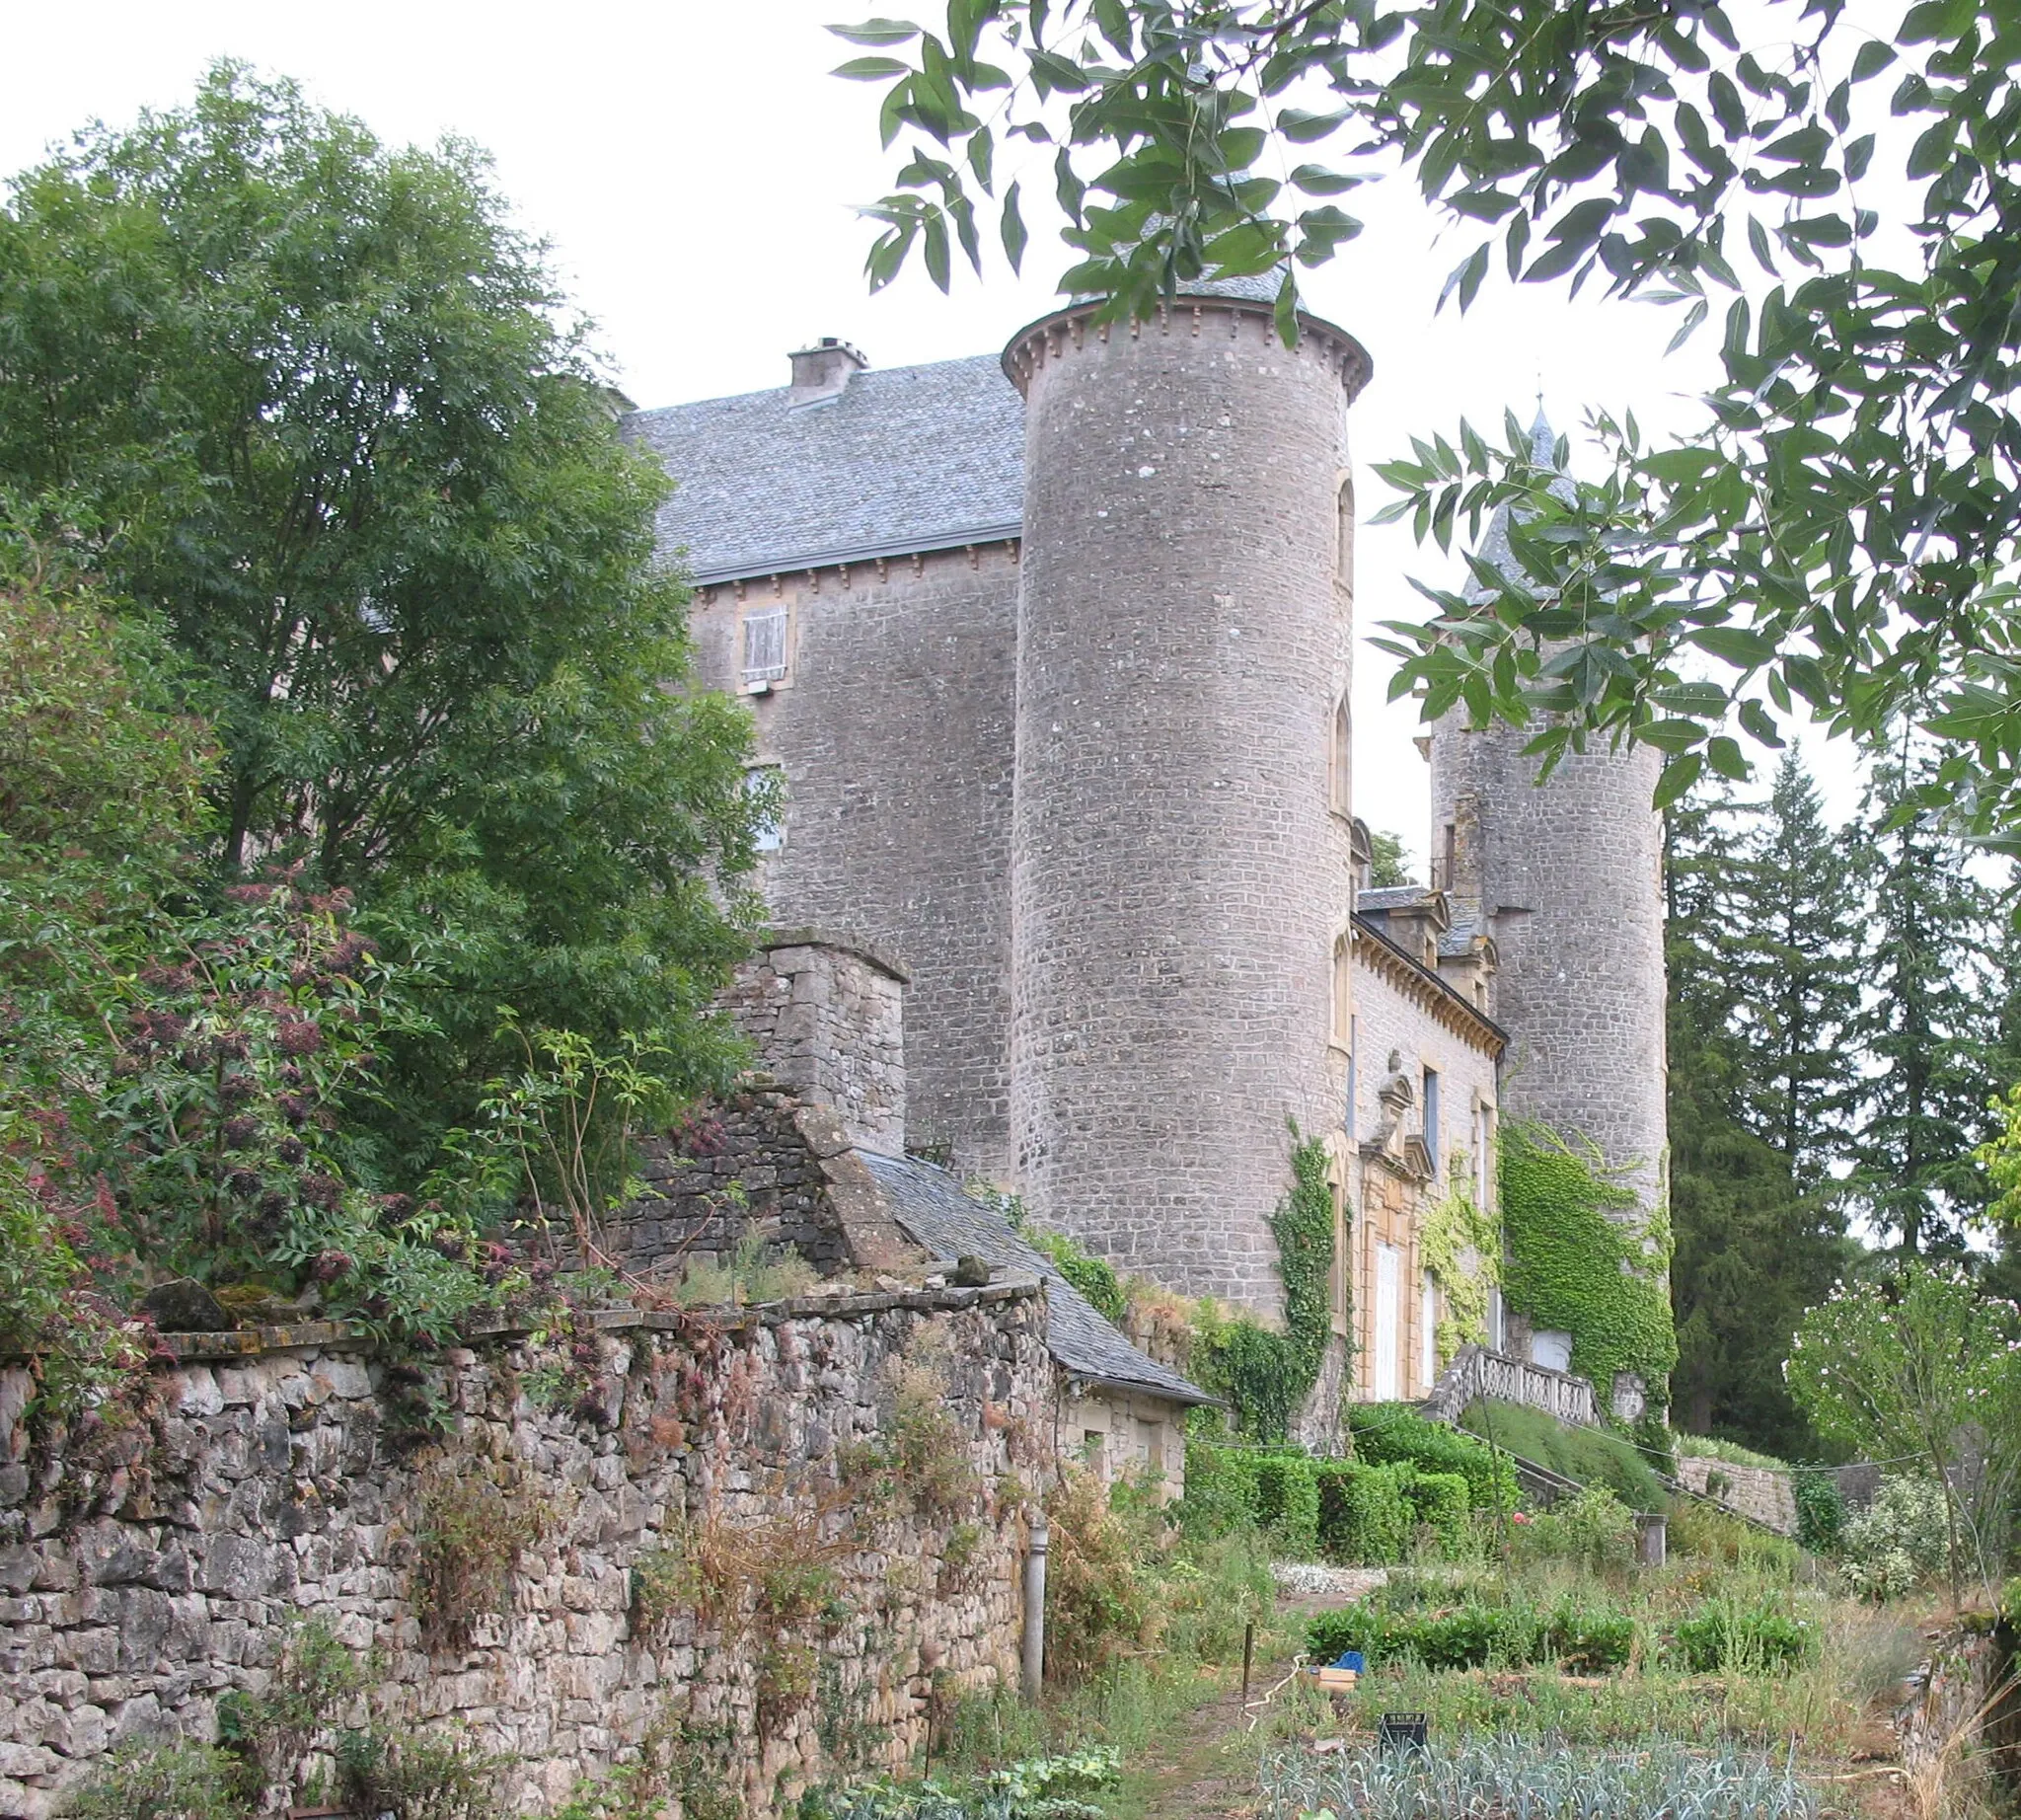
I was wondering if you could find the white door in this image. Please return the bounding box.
[1374,1243,1400,1400]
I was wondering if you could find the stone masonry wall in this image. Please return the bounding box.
[603,1085,922,1281]
[1005,296,1370,1311]
[1674,1456,1799,1536]
[719,935,908,1157]
[0,1285,1048,1818]
[688,548,1020,1181]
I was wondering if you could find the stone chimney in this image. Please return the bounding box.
[721,929,908,1154]
[787,338,867,408]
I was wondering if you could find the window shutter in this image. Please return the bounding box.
[742,606,788,682]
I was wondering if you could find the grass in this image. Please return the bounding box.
[1460,1399,1672,1511]
[667,1230,818,1308]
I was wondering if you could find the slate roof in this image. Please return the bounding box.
[859,1151,1213,1406]
[1355,884,1433,913]
[623,354,1025,585]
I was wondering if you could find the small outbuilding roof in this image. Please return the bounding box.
[859,1152,1213,1407]
[624,354,1025,585]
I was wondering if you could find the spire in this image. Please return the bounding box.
[1529,404,1556,467]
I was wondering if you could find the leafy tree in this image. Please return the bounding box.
[1366,828,1412,888]
[1844,740,2012,1253]
[0,67,763,1160]
[1787,1259,2021,1603]
[838,3,2021,829]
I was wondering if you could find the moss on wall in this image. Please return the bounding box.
[1499,1121,1677,1397]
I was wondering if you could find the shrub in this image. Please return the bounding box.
[1254,1452,1320,1557]
[1349,1403,1519,1515]
[1401,1469,1470,1558]
[1668,1501,1801,1577]
[1838,1476,1950,1601]
[335,1726,502,1820]
[1675,1433,1793,1471]
[1309,1598,1633,1672]
[1545,1598,1637,1672]
[1316,1461,1413,1564]
[1176,1439,1264,1537]
[1460,1400,1670,1513]
[65,1741,251,1820]
[1042,1466,1155,1683]
[1793,1466,1846,1555]
[1671,1599,1817,1673]
[1512,1484,1637,1571]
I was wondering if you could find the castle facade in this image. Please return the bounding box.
[626,277,1666,1423]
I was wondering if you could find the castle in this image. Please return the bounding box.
[625,275,1667,1427]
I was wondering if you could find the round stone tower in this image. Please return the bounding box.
[1003,280,1371,1316]
[1427,431,1669,1403]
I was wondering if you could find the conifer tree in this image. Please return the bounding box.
[1735,754,1864,1192]
[1847,744,2013,1253]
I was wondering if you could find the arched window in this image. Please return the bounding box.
[1331,696,1351,813]
[1331,932,1353,1047]
[1335,476,1355,597]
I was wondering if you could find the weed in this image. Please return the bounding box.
[65,1741,251,1820]
[411,1464,554,1652]
[333,1725,503,1820]
[671,1229,818,1309]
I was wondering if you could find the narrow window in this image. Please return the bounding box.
[1345,1014,1359,1139]
[745,765,785,853]
[1332,934,1353,1047]
[1421,1276,1438,1388]
[1422,1065,1441,1169]
[741,603,788,685]
[1473,1100,1494,1206]
[1331,697,1351,813]
[1336,477,1355,597]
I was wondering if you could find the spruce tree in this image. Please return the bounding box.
[1736,754,1864,1191]
[1846,744,2012,1253]
[1666,759,1858,1454]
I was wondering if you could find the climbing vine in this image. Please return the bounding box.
[1498,1121,1677,1398]
[1190,1127,1341,1441]
[1421,1174,1501,1369]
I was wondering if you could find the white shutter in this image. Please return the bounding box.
[1374,1244,1400,1401]
[741,605,788,682]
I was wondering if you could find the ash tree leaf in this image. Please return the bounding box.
[834,56,913,80]
[1000,179,1027,272]
[826,19,922,45]
[1654,752,1705,809]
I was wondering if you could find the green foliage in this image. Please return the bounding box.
[1418,1178,1499,1365]
[804,1748,1120,1819]
[1836,1477,1952,1603]
[1670,1600,1817,1675]
[64,1742,251,1820]
[1252,1452,1319,1558]
[333,1727,502,1820]
[665,1228,819,1310]
[1262,1734,1818,1820]
[1314,1460,1412,1566]
[1674,1433,1792,1473]
[1027,1228,1126,1325]
[1787,1259,2021,1600]
[1365,829,1412,889]
[1511,1485,1639,1574]
[0,65,764,1176]
[1665,767,1852,1457]
[1460,1402,1668,1515]
[1791,1468,1846,1556]
[1403,1471,1470,1555]
[1497,1123,1677,1395]
[1347,1403,1517,1516]
[1189,1128,1337,1440]
[1665,1501,1801,1579]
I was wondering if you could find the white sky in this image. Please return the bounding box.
[5,0,1869,866]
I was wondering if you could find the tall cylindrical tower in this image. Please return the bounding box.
[1004,282,1371,1315]
[1429,665,1670,1405]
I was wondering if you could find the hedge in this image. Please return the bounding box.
[1315,1461,1413,1563]
[1402,1469,1470,1555]
[1348,1403,1519,1515]
[1254,1453,1320,1558]
[1459,1400,1670,1513]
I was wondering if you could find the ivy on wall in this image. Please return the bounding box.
[1421,1175,1501,1369]
[1191,1127,1342,1441]
[1499,1121,1678,1398]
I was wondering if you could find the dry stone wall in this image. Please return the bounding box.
[0,1284,1049,1819]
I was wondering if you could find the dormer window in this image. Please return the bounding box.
[742,604,788,688]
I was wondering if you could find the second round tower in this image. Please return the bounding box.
[1004,284,1371,1315]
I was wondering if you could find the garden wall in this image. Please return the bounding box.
[0,1282,1051,1819]
[1673,1457,1798,1535]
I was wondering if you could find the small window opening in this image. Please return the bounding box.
[1422,1065,1441,1168]
[1332,934,1353,1047]
[741,604,788,684]
[745,765,785,852]
[1336,477,1355,596]
[1331,697,1351,812]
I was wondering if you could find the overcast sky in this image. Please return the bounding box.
[7,0,1864,865]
